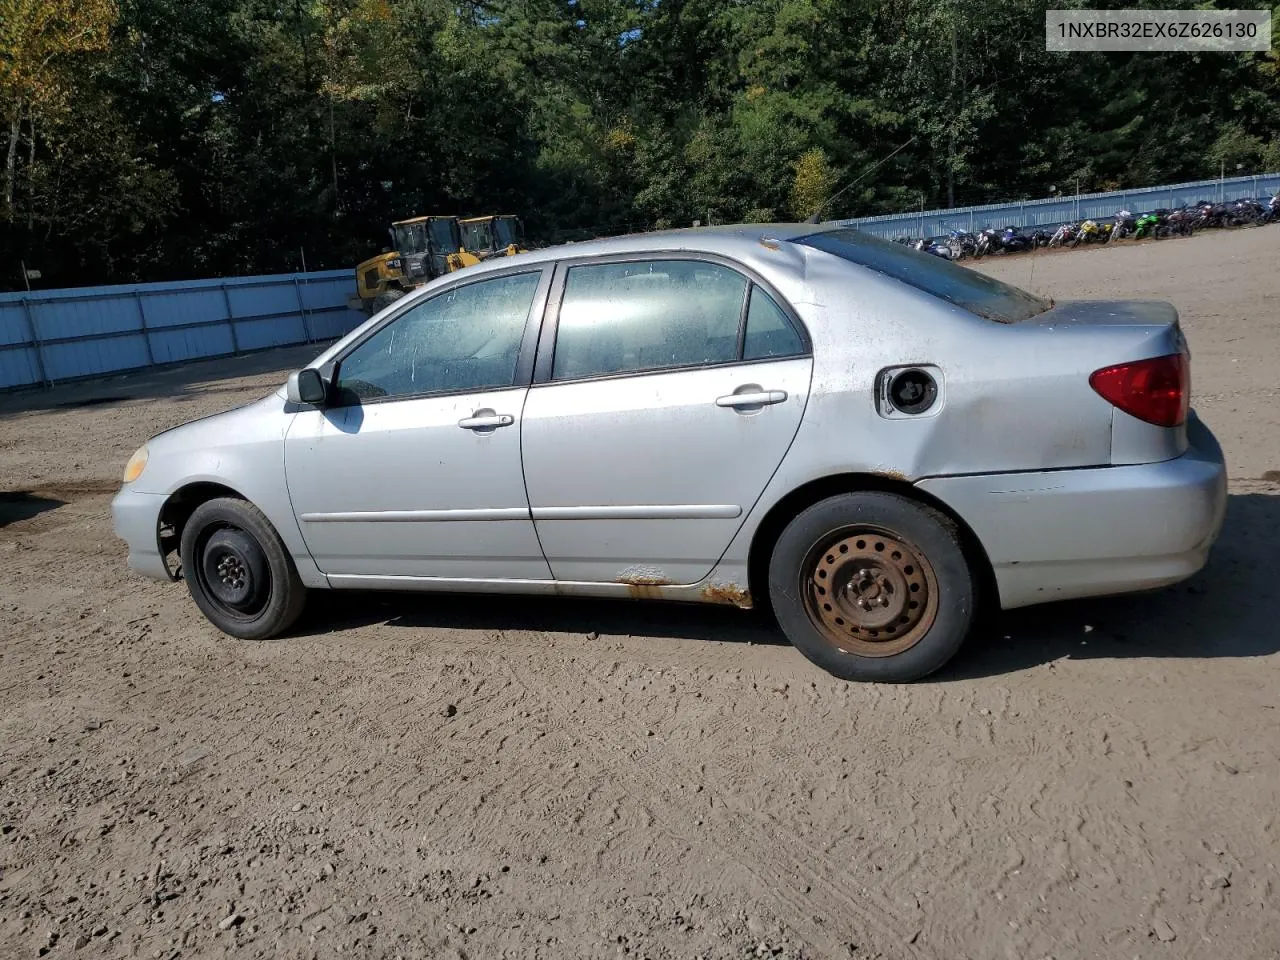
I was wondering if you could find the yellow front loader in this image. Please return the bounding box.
[351,215,480,315]
[459,215,528,261]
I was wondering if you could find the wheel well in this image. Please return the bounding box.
[745,473,998,615]
[158,482,246,578]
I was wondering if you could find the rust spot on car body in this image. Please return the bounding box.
[701,583,753,608]
[616,565,673,599]
[877,468,910,482]
[623,583,666,599]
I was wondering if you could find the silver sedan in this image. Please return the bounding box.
[112,224,1227,682]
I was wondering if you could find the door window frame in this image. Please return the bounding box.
[531,252,811,386]
[325,264,554,408]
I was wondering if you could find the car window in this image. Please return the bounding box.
[552,260,747,380]
[743,285,804,360]
[798,228,1052,324]
[335,271,540,402]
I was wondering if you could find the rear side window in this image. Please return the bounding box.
[744,286,804,360]
[552,260,746,380]
[798,228,1051,323]
[551,259,806,381]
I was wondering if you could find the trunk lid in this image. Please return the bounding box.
[1021,299,1181,336]
[1020,300,1189,464]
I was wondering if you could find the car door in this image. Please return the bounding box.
[284,267,552,580]
[520,255,813,585]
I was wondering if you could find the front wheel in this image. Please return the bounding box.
[767,492,977,683]
[180,497,307,640]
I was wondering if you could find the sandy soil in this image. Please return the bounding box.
[1,227,1278,960]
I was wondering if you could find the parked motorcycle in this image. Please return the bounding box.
[1132,211,1163,239]
[1228,197,1267,226]
[913,237,956,259]
[1047,222,1078,247]
[1160,207,1196,237]
[974,227,999,258]
[948,230,978,259]
[1108,209,1136,242]
[1071,219,1103,247]
[1191,201,1230,231]
[998,226,1035,253]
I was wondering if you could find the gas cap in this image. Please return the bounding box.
[877,365,944,419]
[889,368,937,414]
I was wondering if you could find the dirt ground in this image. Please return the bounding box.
[1,227,1278,960]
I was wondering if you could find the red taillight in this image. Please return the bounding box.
[1089,353,1189,427]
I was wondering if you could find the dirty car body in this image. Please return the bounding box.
[112,224,1227,682]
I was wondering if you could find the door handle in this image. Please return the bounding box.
[458,413,514,430]
[715,390,787,408]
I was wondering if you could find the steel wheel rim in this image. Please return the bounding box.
[195,525,270,621]
[799,526,939,657]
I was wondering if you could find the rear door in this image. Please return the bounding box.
[520,255,813,584]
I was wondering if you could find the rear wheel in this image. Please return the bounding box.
[180,497,306,640]
[768,492,976,682]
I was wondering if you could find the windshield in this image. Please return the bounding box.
[798,228,1052,324]
[493,217,521,248]
[461,220,491,253]
[392,223,429,257]
[428,218,460,252]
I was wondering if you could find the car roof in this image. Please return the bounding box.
[460,223,829,276]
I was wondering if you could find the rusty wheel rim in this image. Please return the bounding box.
[800,526,939,657]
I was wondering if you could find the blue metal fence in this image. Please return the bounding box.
[835,172,1280,240]
[0,270,363,390]
[5,170,1278,390]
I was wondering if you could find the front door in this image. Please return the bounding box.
[520,257,813,584]
[285,268,552,580]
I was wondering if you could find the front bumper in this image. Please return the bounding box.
[917,415,1228,609]
[110,487,172,582]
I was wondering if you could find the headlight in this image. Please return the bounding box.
[122,446,149,484]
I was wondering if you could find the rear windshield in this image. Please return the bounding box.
[797,228,1052,324]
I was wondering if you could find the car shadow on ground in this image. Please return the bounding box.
[296,492,1279,677]
[300,589,787,647]
[941,491,1280,679]
[0,491,68,528]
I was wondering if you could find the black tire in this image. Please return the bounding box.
[767,492,976,682]
[180,497,307,640]
[372,288,406,313]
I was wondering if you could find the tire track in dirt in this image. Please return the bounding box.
[493,640,932,958]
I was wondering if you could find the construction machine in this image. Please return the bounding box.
[459,215,528,261]
[351,215,477,315]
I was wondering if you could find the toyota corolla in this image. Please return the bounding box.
[112,224,1227,682]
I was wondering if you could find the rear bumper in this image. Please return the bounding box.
[917,415,1227,609]
[110,487,172,582]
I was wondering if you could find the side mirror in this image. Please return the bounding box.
[287,368,328,406]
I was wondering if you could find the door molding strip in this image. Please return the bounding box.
[298,504,743,523]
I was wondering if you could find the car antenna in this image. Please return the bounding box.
[806,77,1011,225]
[804,135,919,224]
